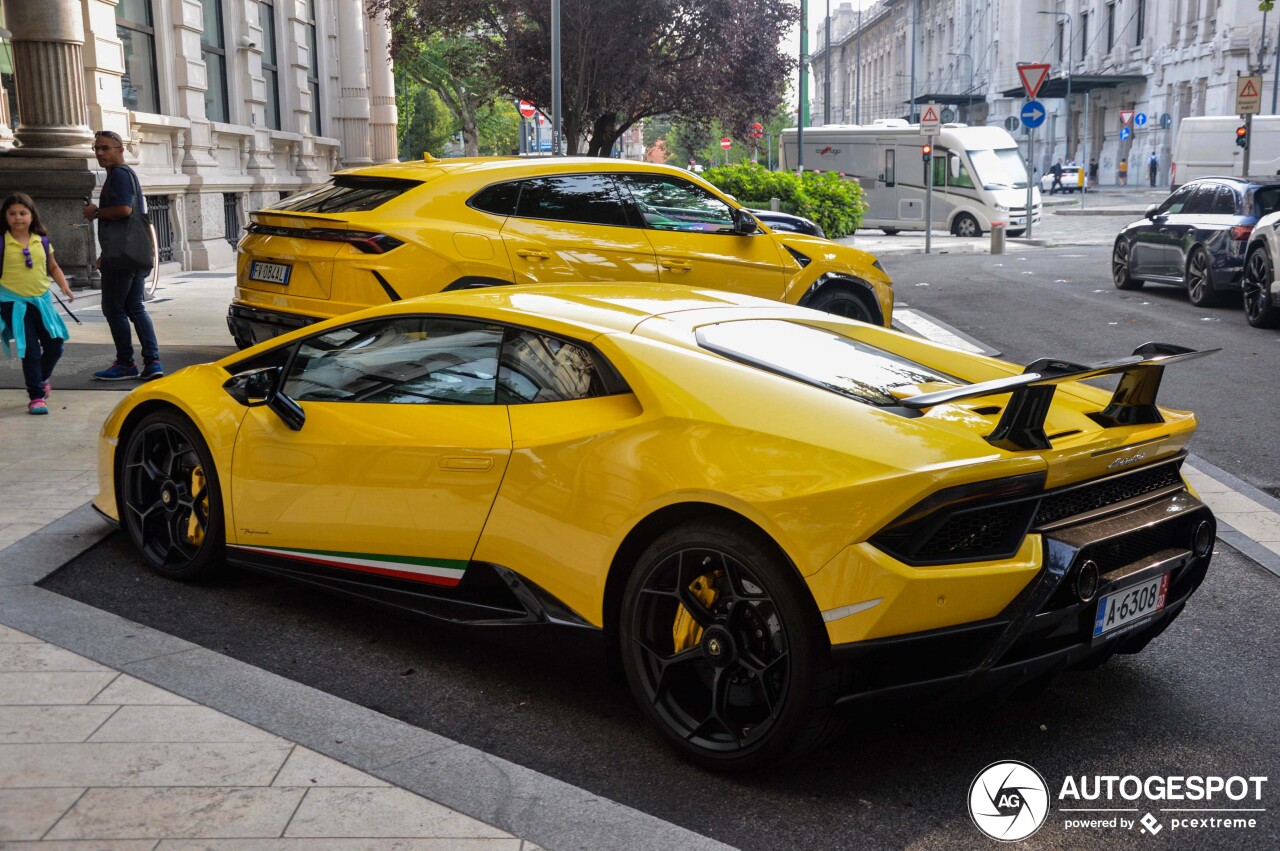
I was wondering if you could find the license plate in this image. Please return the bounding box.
[1093,573,1169,639]
[249,261,292,285]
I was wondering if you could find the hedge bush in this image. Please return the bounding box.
[701,163,866,239]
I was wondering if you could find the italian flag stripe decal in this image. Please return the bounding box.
[230,544,467,587]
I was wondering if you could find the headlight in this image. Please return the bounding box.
[995,204,1009,212]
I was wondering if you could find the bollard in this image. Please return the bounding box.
[769,197,782,212]
[990,221,1006,254]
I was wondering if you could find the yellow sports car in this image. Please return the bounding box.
[227,157,893,348]
[99,284,1216,770]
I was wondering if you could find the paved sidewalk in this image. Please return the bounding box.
[0,272,728,851]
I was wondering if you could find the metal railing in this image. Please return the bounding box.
[147,195,175,262]
[223,192,241,247]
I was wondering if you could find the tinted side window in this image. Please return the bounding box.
[469,181,520,215]
[515,175,629,226]
[265,176,421,213]
[1211,186,1240,215]
[621,174,737,234]
[1181,185,1218,216]
[498,329,621,403]
[1158,185,1195,215]
[1254,186,1280,217]
[284,317,503,405]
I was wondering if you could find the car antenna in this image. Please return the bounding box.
[422,152,439,163]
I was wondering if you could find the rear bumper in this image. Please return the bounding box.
[830,491,1214,706]
[227,304,319,346]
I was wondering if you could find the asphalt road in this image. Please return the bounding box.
[39,245,1280,849]
[884,246,1280,497]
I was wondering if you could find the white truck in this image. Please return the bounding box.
[778,121,1041,237]
[1170,115,1280,190]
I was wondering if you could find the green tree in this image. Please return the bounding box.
[395,72,456,159]
[390,26,506,156]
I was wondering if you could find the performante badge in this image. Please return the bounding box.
[968,760,1050,841]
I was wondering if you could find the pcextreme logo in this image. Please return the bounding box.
[968,762,1269,842]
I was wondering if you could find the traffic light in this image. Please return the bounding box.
[1236,125,1248,149]
[922,144,933,162]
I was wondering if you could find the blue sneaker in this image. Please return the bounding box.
[93,360,139,381]
[141,360,164,380]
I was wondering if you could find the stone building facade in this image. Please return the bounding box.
[0,0,396,284]
[810,0,1274,186]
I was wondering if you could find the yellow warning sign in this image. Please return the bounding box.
[1237,75,1262,115]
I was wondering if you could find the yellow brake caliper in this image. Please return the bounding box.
[672,570,720,652]
[186,466,207,546]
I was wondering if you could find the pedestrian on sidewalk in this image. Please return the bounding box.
[84,130,162,381]
[1148,151,1159,188]
[1118,157,1128,186]
[0,194,73,415]
[1049,158,1065,194]
[1088,158,1099,191]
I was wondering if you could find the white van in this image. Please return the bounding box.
[1171,116,1280,189]
[778,122,1041,236]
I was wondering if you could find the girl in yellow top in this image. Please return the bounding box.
[1,194,73,414]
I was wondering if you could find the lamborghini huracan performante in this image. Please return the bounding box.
[227,157,893,349]
[99,284,1217,770]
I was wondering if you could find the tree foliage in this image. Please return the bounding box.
[373,0,797,157]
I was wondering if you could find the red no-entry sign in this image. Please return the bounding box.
[720,137,732,150]
[518,100,536,119]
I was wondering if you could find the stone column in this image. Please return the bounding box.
[367,10,396,163]
[335,0,371,166]
[1,0,92,155]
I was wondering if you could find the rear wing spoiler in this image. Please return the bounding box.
[901,342,1218,451]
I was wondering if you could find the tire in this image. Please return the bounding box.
[807,286,875,323]
[1243,246,1280,328]
[880,227,901,235]
[233,336,254,351]
[1112,239,1143,290]
[1185,247,1219,307]
[619,518,840,770]
[1007,229,1025,238]
[951,212,981,238]
[120,410,226,581]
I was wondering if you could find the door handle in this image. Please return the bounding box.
[660,259,693,272]
[440,456,494,472]
[516,249,550,260]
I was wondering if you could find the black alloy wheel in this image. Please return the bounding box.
[1243,246,1280,328]
[120,410,226,580]
[619,519,839,770]
[808,287,874,323]
[951,212,981,238]
[881,227,901,235]
[1185,247,1219,307]
[1112,238,1143,290]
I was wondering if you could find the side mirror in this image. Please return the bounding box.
[733,208,758,235]
[222,366,306,431]
[1145,204,1159,220]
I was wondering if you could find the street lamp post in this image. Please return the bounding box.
[855,8,862,124]
[551,0,562,155]
[824,0,831,126]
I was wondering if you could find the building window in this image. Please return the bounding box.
[116,0,160,113]
[259,0,280,130]
[1107,4,1116,51]
[306,0,321,135]
[223,193,241,246]
[1080,13,1088,60]
[148,195,175,262]
[1057,22,1065,63]
[1136,0,1146,45]
[201,0,228,122]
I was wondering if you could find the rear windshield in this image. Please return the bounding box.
[696,319,961,407]
[266,176,422,214]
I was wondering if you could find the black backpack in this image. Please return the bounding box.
[0,234,52,280]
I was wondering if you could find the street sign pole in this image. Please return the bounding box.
[925,134,934,255]
[1026,126,1034,239]
[1244,113,1252,176]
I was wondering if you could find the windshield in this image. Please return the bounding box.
[696,319,962,407]
[967,148,1029,190]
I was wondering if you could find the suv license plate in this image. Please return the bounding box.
[250,261,292,285]
[1093,573,1169,639]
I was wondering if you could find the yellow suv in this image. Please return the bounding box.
[229,157,894,347]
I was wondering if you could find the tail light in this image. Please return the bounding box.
[1229,226,1253,241]
[245,223,404,254]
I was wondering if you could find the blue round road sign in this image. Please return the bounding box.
[1021,100,1047,129]
[1134,112,1148,127]
[1119,127,1132,141]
